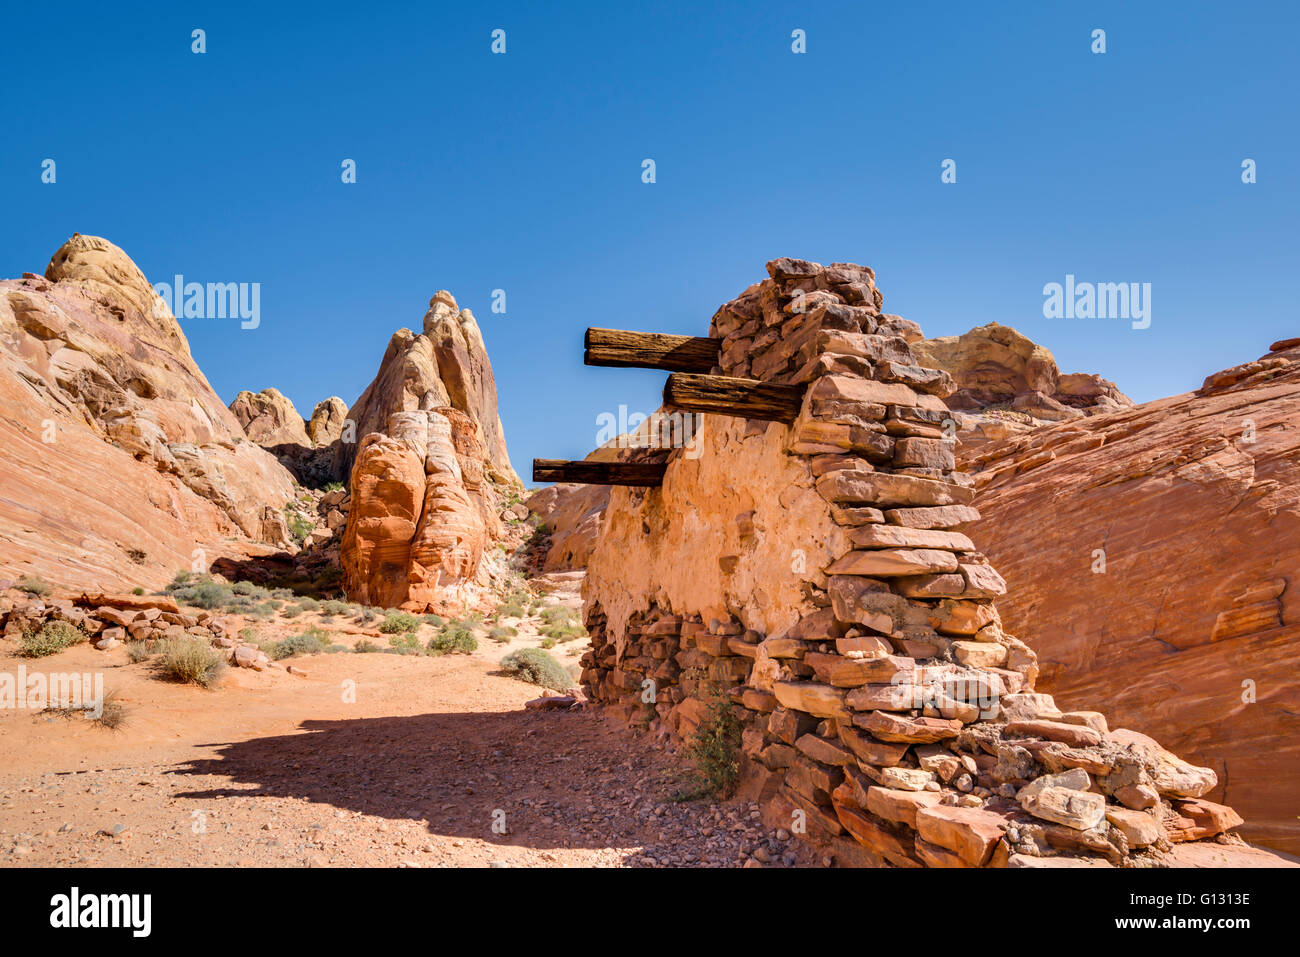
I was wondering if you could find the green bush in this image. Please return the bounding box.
[496,601,526,618]
[131,586,145,596]
[231,581,271,599]
[353,639,380,653]
[488,625,516,643]
[379,611,420,634]
[15,576,53,597]
[539,636,556,649]
[19,621,87,658]
[126,638,162,663]
[499,648,573,691]
[287,511,314,545]
[421,614,445,627]
[160,637,226,688]
[268,627,330,659]
[539,605,578,625]
[296,597,320,612]
[540,621,587,643]
[171,580,234,610]
[386,633,424,655]
[427,624,477,656]
[678,686,744,800]
[320,600,349,616]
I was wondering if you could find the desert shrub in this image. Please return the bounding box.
[539,636,556,649]
[324,644,348,654]
[540,621,587,643]
[126,638,162,663]
[488,626,516,643]
[249,602,276,619]
[169,570,194,587]
[496,600,526,619]
[540,605,578,625]
[499,648,573,691]
[323,481,345,492]
[172,580,234,610]
[320,600,349,617]
[427,624,477,656]
[131,586,145,596]
[353,639,380,653]
[20,621,88,658]
[677,686,743,800]
[379,611,420,634]
[15,576,53,597]
[296,597,320,612]
[286,510,314,545]
[352,607,377,624]
[271,588,296,600]
[160,637,226,688]
[385,633,424,655]
[281,605,303,619]
[269,627,330,660]
[96,689,128,730]
[421,614,445,627]
[231,581,271,599]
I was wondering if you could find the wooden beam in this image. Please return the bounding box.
[532,459,668,486]
[584,327,718,372]
[663,373,804,423]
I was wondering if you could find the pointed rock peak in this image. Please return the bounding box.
[423,290,460,334]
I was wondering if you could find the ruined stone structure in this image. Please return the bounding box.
[577,259,1248,867]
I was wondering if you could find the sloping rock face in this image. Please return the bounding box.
[0,234,297,590]
[580,258,1267,867]
[956,338,1300,855]
[913,323,1132,452]
[526,482,608,571]
[335,290,518,486]
[340,408,495,613]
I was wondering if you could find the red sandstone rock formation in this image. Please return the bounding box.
[0,234,297,590]
[338,321,520,613]
[956,337,1300,855]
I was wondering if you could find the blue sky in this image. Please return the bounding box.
[4,1,1296,480]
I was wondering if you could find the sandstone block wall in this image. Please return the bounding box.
[580,259,1246,868]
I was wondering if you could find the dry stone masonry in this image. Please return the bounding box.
[579,258,1245,868]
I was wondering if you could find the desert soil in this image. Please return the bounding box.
[0,582,815,869]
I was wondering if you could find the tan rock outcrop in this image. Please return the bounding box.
[956,337,1300,854]
[307,396,348,445]
[229,388,311,447]
[912,323,1132,452]
[336,290,519,486]
[0,235,296,591]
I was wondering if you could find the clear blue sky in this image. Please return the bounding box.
[4,1,1296,480]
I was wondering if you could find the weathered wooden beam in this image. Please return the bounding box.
[532,459,668,486]
[662,373,804,423]
[584,327,718,372]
